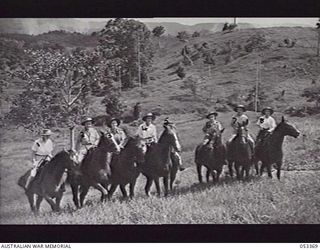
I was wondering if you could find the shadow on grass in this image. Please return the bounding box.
[170,174,262,197]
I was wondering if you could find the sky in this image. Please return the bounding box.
[82,18,318,27]
[137,18,319,27]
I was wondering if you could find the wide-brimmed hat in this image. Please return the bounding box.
[108,117,121,127]
[234,104,246,112]
[41,129,52,136]
[206,111,218,119]
[81,117,93,125]
[261,107,274,115]
[142,113,156,121]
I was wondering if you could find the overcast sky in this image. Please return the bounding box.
[138,18,318,27]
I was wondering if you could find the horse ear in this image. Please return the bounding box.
[220,128,225,134]
[281,116,285,123]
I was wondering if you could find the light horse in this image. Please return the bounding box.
[141,126,182,197]
[254,116,300,179]
[195,128,226,183]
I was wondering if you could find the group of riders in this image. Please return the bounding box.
[24,104,277,190]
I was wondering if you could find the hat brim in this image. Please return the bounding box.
[142,115,156,121]
[108,118,121,127]
[206,112,218,118]
[41,133,52,136]
[262,108,274,115]
[234,106,246,112]
[81,120,93,125]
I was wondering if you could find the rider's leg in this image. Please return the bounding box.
[25,166,38,189]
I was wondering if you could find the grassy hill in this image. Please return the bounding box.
[1,27,320,224]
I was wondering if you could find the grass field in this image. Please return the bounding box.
[1,112,320,224]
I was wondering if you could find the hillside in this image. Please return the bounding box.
[1,26,320,224]
[122,27,320,117]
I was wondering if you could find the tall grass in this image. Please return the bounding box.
[1,112,319,224]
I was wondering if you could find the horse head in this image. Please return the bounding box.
[126,136,147,163]
[277,116,300,138]
[160,126,182,152]
[236,122,248,145]
[99,131,121,153]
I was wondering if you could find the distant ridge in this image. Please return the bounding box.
[0,19,255,35]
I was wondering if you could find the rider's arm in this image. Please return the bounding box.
[269,117,277,132]
[119,130,128,148]
[152,125,158,143]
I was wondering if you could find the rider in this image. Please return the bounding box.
[136,113,157,147]
[24,129,54,189]
[104,117,128,168]
[202,111,224,145]
[256,107,276,146]
[163,118,185,171]
[227,104,255,150]
[75,117,100,163]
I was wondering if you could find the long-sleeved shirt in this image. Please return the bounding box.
[257,115,277,132]
[75,127,100,152]
[32,138,54,157]
[109,127,128,148]
[136,123,157,143]
[202,120,223,134]
[231,114,249,133]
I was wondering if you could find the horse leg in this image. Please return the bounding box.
[108,184,118,200]
[169,167,177,191]
[216,167,222,183]
[276,162,282,180]
[120,185,128,199]
[129,180,136,199]
[43,194,58,212]
[54,191,64,212]
[163,176,169,197]
[79,185,89,207]
[71,184,80,209]
[35,195,43,214]
[26,191,36,213]
[93,183,108,202]
[206,169,211,183]
[145,177,153,197]
[235,162,241,180]
[196,163,203,183]
[267,163,273,179]
[154,178,161,197]
[228,162,234,178]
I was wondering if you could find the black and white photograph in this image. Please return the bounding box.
[0,17,320,226]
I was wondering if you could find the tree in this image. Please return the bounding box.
[192,31,200,38]
[316,18,320,57]
[152,26,165,37]
[245,85,268,111]
[98,18,154,89]
[4,47,120,149]
[301,86,320,108]
[177,31,190,42]
[152,26,165,48]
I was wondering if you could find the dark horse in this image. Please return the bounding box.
[227,122,254,180]
[195,129,226,183]
[70,132,120,208]
[107,136,147,199]
[18,150,78,214]
[254,116,300,179]
[141,126,182,197]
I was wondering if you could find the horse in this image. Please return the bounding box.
[254,116,300,179]
[69,131,120,208]
[17,150,78,214]
[107,136,147,199]
[141,126,182,197]
[195,128,226,183]
[226,122,254,180]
